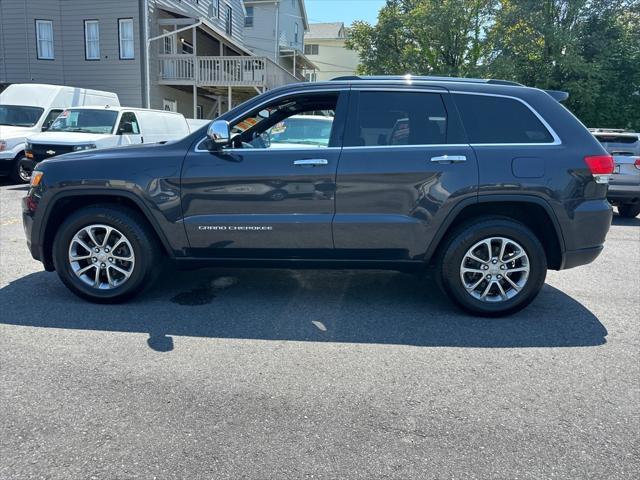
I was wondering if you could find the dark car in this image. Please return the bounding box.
[22,76,614,316]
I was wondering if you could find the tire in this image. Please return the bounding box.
[618,204,640,218]
[437,216,547,317]
[8,154,27,184]
[52,205,162,303]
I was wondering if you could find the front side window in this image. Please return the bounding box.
[84,20,100,60]
[117,112,140,135]
[118,18,135,59]
[48,109,119,134]
[345,91,448,147]
[454,94,554,144]
[0,105,44,127]
[42,109,64,130]
[35,20,54,60]
[226,6,233,36]
[244,6,254,27]
[225,92,339,149]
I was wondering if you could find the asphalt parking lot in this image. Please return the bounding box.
[0,180,638,479]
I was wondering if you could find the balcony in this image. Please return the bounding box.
[158,55,301,92]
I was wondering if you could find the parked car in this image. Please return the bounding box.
[20,107,191,181]
[590,129,640,218]
[23,76,614,316]
[266,114,334,148]
[0,84,119,182]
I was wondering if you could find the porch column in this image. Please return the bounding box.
[193,24,198,119]
[228,86,232,112]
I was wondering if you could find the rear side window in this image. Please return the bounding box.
[454,94,554,144]
[345,91,449,147]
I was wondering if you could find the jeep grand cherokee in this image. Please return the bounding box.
[22,76,614,316]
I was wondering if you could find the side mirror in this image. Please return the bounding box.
[207,120,230,149]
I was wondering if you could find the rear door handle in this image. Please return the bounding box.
[430,155,467,163]
[294,159,329,166]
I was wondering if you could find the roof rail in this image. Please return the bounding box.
[330,75,523,87]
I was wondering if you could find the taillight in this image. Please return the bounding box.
[584,155,614,185]
[584,155,614,174]
[634,158,640,170]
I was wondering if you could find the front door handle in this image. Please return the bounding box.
[294,159,329,166]
[431,155,467,163]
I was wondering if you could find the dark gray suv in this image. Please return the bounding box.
[22,76,614,316]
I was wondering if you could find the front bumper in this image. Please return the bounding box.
[0,150,16,174]
[22,196,39,260]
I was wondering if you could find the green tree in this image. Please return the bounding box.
[346,0,497,76]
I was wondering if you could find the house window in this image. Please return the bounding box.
[84,20,100,60]
[163,99,177,112]
[294,23,299,44]
[244,6,254,27]
[304,72,317,82]
[217,0,221,18]
[225,5,233,36]
[304,44,319,55]
[35,20,54,60]
[118,18,135,59]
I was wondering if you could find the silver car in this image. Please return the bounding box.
[591,129,640,218]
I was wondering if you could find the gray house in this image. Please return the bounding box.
[243,0,316,80]
[0,0,301,118]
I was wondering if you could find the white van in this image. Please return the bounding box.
[0,84,119,181]
[22,106,191,181]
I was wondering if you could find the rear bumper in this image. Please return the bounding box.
[607,183,640,203]
[561,246,603,270]
[558,199,612,270]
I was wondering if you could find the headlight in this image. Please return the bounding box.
[0,140,6,151]
[73,144,97,152]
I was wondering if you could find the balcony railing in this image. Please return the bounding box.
[158,55,301,90]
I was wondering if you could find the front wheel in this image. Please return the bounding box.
[437,217,547,317]
[618,204,640,218]
[52,205,161,303]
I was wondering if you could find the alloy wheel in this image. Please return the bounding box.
[68,224,135,290]
[459,236,530,303]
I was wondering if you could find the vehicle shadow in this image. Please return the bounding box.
[0,267,607,352]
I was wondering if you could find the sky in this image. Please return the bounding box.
[305,0,387,26]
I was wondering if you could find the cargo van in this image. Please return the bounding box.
[21,106,191,181]
[0,84,119,182]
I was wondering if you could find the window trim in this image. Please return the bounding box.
[83,19,100,61]
[118,18,135,60]
[244,6,254,28]
[451,91,562,146]
[225,5,233,36]
[35,19,54,60]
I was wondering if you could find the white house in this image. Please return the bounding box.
[304,22,360,82]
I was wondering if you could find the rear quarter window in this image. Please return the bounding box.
[454,94,555,144]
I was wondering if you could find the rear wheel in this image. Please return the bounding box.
[437,217,547,317]
[618,204,640,218]
[52,205,161,303]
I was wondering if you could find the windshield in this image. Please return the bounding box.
[0,105,44,127]
[270,117,333,146]
[48,109,119,134]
